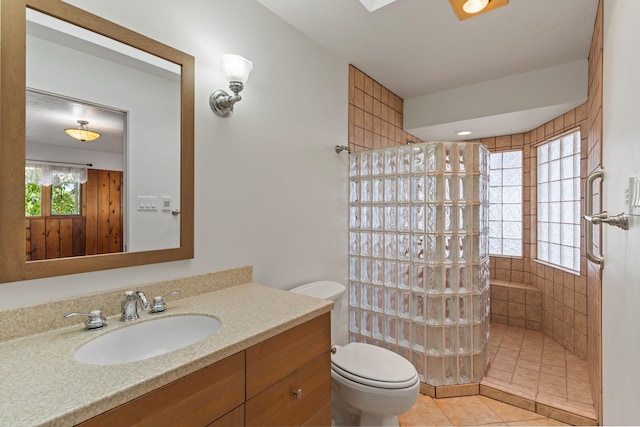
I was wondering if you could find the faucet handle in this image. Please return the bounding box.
[64,310,107,330]
[150,291,181,314]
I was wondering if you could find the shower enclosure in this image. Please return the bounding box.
[348,142,490,386]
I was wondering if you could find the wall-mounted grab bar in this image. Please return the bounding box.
[582,169,630,266]
[583,170,604,265]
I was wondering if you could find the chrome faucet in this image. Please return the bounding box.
[120,290,150,322]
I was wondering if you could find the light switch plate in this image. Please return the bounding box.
[137,196,159,211]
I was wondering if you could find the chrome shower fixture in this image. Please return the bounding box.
[335,145,350,154]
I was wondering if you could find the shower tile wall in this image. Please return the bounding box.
[475,2,603,419]
[478,112,589,360]
[348,65,420,152]
[348,143,490,386]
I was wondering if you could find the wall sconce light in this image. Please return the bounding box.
[64,120,101,142]
[209,54,253,118]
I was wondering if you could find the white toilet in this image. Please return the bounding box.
[290,281,420,426]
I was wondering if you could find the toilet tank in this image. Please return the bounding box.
[290,281,345,301]
[290,281,347,346]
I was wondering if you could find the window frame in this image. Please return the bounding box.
[535,127,582,274]
[50,181,83,216]
[25,182,84,218]
[488,149,524,258]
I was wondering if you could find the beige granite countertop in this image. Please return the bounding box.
[0,283,332,427]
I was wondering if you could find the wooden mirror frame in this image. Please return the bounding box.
[0,0,194,283]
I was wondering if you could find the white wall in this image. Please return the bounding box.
[27,142,123,172]
[404,60,588,141]
[602,0,640,424]
[0,0,348,310]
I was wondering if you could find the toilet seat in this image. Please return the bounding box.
[331,343,419,390]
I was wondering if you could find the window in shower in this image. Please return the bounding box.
[536,130,581,273]
[489,150,523,257]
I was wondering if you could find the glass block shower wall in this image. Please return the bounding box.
[348,142,490,386]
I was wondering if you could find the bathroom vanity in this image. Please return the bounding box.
[0,281,333,426]
[78,314,331,426]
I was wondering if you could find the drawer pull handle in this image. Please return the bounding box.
[293,388,302,400]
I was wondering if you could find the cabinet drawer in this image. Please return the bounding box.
[206,405,244,427]
[246,312,330,399]
[77,351,245,427]
[245,352,331,427]
[302,400,331,427]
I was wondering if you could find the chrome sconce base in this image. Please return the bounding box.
[210,81,244,118]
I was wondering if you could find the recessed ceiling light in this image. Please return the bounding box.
[358,0,398,13]
[449,0,509,21]
[457,131,472,136]
[463,0,489,14]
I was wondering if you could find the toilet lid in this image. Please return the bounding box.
[331,343,418,389]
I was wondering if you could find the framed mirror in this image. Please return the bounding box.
[0,0,194,283]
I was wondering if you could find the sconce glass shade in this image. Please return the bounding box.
[64,120,101,142]
[463,0,489,13]
[220,54,253,84]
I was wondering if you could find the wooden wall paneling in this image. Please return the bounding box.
[73,218,86,256]
[25,219,32,261]
[45,218,60,259]
[108,170,122,253]
[85,169,98,255]
[28,219,46,261]
[97,170,110,254]
[59,218,73,258]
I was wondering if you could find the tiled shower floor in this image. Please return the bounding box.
[482,323,596,424]
[400,323,598,426]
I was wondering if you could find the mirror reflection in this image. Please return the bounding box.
[26,8,182,261]
[26,89,126,260]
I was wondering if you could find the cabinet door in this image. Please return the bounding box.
[77,351,245,427]
[246,312,331,399]
[245,352,331,427]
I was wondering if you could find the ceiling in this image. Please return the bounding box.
[256,0,599,141]
[26,90,125,155]
[26,10,180,159]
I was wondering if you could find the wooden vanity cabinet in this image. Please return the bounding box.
[245,312,331,426]
[76,313,331,427]
[76,351,245,427]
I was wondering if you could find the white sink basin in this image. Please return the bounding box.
[73,315,221,365]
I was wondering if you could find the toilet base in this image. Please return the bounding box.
[331,373,418,426]
[331,397,399,427]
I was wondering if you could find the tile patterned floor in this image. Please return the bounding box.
[399,394,570,426]
[399,323,598,426]
[481,323,597,424]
